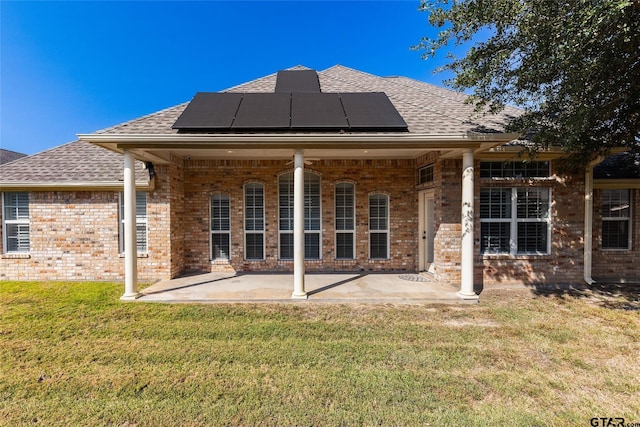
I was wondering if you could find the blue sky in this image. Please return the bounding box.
[2,1,457,155]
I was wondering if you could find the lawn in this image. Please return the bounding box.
[1,281,639,426]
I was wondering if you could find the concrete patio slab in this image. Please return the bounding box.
[138,272,467,304]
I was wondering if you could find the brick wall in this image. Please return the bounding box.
[592,188,640,282]
[0,183,174,282]
[477,163,586,286]
[2,155,636,287]
[180,158,418,273]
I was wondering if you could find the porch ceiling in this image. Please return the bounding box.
[79,133,519,164]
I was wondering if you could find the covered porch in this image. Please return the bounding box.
[137,272,467,304]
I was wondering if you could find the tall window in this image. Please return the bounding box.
[211,194,231,260]
[601,189,631,250]
[480,188,550,254]
[335,183,355,259]
[119,192,147,253]
[2,192,30,253]
[244,183,265,260]
[369,194,389,259]
[279,171,321,259]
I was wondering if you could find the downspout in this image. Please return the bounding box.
[584,157,604,285]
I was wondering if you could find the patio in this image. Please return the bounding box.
[138,272,468,304]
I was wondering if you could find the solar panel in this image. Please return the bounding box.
[275,70,321,93]
[291,93,349,129]
[232,93,291,129]
[340,92,408,130]
[172,92,242,130]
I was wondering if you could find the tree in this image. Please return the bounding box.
[415,0,640,168]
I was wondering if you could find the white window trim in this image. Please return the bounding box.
[210,194,231,261]
[278,171,322,260]
[601,189,632,251]
[335,182,356,260]
[480,187,551,256]
[244,183,266,261]
[119,192,148,255]
[368,193,390,260]
[2,192,30,254]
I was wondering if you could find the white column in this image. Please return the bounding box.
[292,150,308,299]
[458,149,478,300]
[121,149,140,300]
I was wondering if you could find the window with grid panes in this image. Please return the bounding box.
[211,194,231,260]
[369,194,389,259]
[480,187,550,254]
[278,171,321,259]
[244,183,264,260]
[480,161,550,178]
[119,192,148,253]
[335,183,355,259]
[2,192,30,253]
[601,189,631,250]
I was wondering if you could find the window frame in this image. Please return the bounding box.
[335,182,356,260]
[210,194,231,261]
[278,171,322,260]
[368,193,390,260]
[601,189,632,251]
[418,164,434,185]
[2,192,30,254]
[244,183,265,261]
[480,187,551,255]
[119,191,148,254]
[480,161,551,179]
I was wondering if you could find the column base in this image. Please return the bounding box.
[291,292,308,300]
[120,292,141,301]
[457,291,479,301]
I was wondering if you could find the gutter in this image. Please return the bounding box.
[0,180,154,192]
[584,156,605,285]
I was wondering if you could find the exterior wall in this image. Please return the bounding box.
[2,154,636,287]
[592,188,640,282]
[0,173,176,282]
[477,162,587,286]
[180,158,418,274]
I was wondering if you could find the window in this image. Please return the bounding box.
[418,164,434,184]
[369,194,389,259]
[279,171,321,259]
[480,188,550,254]
[244,183,264,260]
[335,183,355,259]
[211,194,231,260]
[119,192,147,253]
[601,189,631,250]
[480,161,550,178]
[3,192,30,253]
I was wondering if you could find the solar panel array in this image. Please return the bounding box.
[172,70,408,132]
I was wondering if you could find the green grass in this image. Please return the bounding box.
[1,281,639,426]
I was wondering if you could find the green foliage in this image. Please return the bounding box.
[416,0,640,167]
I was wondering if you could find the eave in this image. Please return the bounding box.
[78,132,521,163]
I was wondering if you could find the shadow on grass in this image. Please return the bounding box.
[531,282,640,311]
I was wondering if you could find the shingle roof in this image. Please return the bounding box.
[0,140,148,185]
[0,149,27,165]
[96,65,521,136]
[594,152,640,179]
[1,65,522,186]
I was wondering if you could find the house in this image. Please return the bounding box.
[1,65,638,300]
